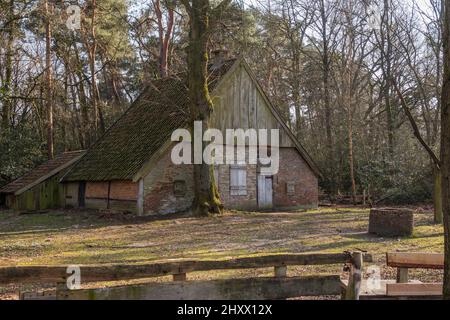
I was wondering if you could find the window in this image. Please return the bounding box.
[174,180,186,197]
[286,182,295,195]
[230,166,247,196]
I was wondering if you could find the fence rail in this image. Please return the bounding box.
[0,252,372,285]
[0,252,372,300]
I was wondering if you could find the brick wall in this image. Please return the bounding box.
[273,148,318,209]
[110,181,138,201]
[142,146,318,214]
[143,151,194,215]
[84,181,138,212]
[86,182,108,198]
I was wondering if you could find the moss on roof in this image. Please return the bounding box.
[64,59,237,182]
[0,151,85,194]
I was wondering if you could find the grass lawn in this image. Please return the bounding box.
[0,207,444,299]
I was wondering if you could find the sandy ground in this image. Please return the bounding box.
[0,207,444,299]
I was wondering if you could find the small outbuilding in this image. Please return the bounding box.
[0,151,85,211]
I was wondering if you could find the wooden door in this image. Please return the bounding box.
[258,175,273,209]
[78,182,86,208]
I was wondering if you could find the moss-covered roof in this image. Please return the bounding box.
[0,151,85,194]
[64,59,236,182]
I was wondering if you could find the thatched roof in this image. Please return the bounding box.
[0,151,85,195]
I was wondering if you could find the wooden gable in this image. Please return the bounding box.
[209,59,320,177]
[210,60,294,148]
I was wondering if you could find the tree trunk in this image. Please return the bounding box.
[72,42,90,147]
[89,0,99,134]
[183,0,225,216]
[441,0,450,300]
[383,0,395,160]
[320,0,335,195]
[154,0,175,78]
[45,0,54,159]
[348,108,357,205]
[1,0,14,134]
[433,165,443,224]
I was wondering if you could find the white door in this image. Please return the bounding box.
[258,175,273,209]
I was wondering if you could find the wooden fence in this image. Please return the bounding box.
[0,252,372,300]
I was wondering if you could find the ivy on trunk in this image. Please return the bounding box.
[181,0,232,216]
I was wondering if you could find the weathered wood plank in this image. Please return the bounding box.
[386,252,444,269]
[57,275,342,300]
[274,266,287,278]
[386,283,443,297]
[20,290,56,300]
[173,273,187,281]
[0,253,372,285]
[344,251,363,300]
[396,268,409,283]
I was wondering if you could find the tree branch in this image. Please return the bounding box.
[393,79,441,169]
[179,0,192,18]
[211,0,233,22]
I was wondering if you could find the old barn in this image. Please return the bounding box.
[0,151,85,211]
[62,57,320,215]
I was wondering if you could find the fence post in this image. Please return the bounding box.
[173,273,187,281]
[397,268,409,283]
[274,265,287,278]
[345,251,363,300]
[56,282,69,300]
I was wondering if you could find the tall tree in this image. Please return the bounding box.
[153,0,175,78]
[180,0,231,216]
[1,0,15,135]
[308,0,340,195]
[441,0,450,300]
[45,0,54,159]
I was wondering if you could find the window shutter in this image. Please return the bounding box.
[230,166,247,196]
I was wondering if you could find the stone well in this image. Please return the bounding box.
[368,208,414,237]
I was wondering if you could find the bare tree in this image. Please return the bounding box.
[45,0,54,159]
[441,0,450,301]
[153,0,175,77]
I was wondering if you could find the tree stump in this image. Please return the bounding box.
[368,208,414,237]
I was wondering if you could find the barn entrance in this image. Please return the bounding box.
[78,182,86,208]
[258,175,273,209]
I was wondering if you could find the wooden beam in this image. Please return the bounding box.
[173,273,186,281]
[386,283,443,297]
[274,266,287,278]
[0,253,372,285]
[57,275,342,300]
[386,253,444,269]
[396,268,409,283]
[137,179,144,216]
[344,251,363,300]
[20,290,56,300]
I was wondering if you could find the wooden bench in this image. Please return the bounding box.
[385,252,443,299]
[0,252,372,300]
